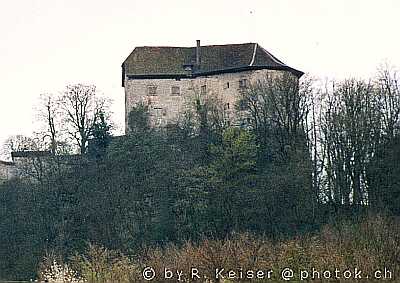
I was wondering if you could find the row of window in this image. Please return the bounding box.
[148,86,180,96]
[223,79,248,90]
[150,102,231,119]
[146,79,248,96]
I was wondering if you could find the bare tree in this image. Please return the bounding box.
[320,79,381,205]
[1,134,53,182]
[35,93,63,155]
[195,94,230,137]
[2,135,40,155]
[59,84,110,154]
[376,64,400,140]
[236,72,312,154]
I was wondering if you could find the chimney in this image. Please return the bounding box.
[196,40,201,66]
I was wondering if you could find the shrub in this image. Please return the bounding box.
[69,244,141,283]
[38,214,400,282]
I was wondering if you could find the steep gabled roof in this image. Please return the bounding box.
[122,43,303,85]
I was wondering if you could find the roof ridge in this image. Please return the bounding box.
[249,43,258,66]
[197,42,255,47]
[135,46,190,48]
[135,42,256,49]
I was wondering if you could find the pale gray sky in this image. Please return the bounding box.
[1,0,400,155]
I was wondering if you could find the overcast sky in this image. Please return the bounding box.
[1,0,400,158]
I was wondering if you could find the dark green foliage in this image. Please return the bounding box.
[3,74,400,281]
[252,149,314,236]
[89,111,112,158]
[0,119,317,280]
[368,137,400,215]
[127,102,150,134]
[0,180,49,280]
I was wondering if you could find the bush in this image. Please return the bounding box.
[49,214,399,282]
[69,244,141,283]
[82,216,400,282]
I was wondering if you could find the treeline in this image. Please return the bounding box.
[0,68,399,280]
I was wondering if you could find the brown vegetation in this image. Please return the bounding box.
[38,214,400,282]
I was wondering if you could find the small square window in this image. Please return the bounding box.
[201,85,207,95]
[171,86,180,95]
[239,79,248,88]
[147,85,157,95]
[238,100,248,111]
[153,107,163,118]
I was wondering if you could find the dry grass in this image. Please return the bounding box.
[39,214,400,282]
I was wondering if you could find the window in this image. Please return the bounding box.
[224,82,230,89]
[238,99,247,111]
[171,86,180,95]
[201,85,207,95]
[147,85,157,95]
[239,79,248,88]
[153,107,164,118]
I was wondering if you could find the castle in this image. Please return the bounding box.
[0,41,303,182]
[122,40,303,130]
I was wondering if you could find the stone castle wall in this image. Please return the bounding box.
[124,69,296,131]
